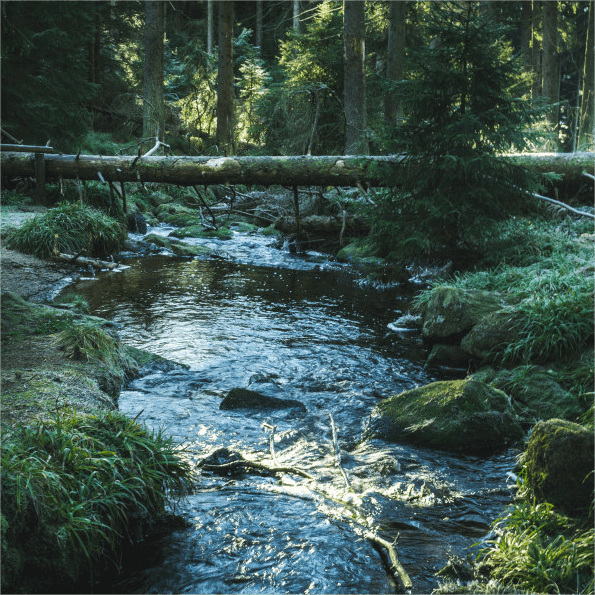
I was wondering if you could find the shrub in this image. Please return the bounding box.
[4,202,126,259]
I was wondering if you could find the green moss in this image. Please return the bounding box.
[260,224,282,237]
[170,225,233,240]
[368,378,523,453]
[336,239,384,265]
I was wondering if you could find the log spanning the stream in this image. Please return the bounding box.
[0,153,402,187]
[1,151,593,188]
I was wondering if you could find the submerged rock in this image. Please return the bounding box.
[524,419,594,514]
[220,388,306,412]
[365,378,523,454]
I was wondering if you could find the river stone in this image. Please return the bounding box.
[220,388,306,412]
[425,343,471,368]
[460,308,525,360]
[524,419,594,514]
[365,378,523,454]
[421,287,506,342]
[473,366,584,422]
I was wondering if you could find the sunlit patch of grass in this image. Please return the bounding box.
[476,499,594,594]
[4,202,126,259]
[1,407,193,592]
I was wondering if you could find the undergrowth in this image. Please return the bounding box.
[1,407,193,593]
[413,215,594,365]
[4,202,126,259]
[476,499,594,594]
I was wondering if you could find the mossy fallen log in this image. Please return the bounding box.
[1,152,592,188]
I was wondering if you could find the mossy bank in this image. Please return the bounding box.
[0,291,192,593]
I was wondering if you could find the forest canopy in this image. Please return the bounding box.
[1,0,593,155]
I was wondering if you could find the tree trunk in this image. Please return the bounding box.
[217,1,234,156]
[293,0,300,32]
[385,1,406,126]
[520,1,532,80]
[2,152,591,190]
[143,1,165,143]
[542,0,559,144]
[256,0,263,51]
[531,1,542,100]
[207,0,214,55]
[578,2,594,150]
[343,1,369,155]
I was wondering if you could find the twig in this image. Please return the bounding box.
[262,422,278,465]
[531,189,595,219]
[365,531,412,591]
[583,172,595,182]
[143,136,171,157]
[200,459,314,480]
[328,413,350,490]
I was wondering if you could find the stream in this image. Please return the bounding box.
[60,226,517,594]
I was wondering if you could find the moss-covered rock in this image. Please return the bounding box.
[365,378,523,454]
[524,419,594,514]
[460,308,525,360]
[473,366,584,422]
[425,343,471,368]
[336,239,384,266]
[170,225,233,241]
[143,234,213,257]
[220,388,306,412]
[420,288,506,342]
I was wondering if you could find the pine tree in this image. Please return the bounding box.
[373,1,546,262]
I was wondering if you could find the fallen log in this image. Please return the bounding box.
[1,151,592,189]
[55,253,129,271]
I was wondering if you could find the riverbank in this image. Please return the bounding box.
[1,208,194,592]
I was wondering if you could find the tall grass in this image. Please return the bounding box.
[477,499,594,594]
[1,408,192,592]
[4,202,126,259]
[414,216,594,365]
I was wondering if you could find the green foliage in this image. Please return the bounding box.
[0,189,34,208]
[254,1,344,155]
[1,408,192,592]
[372,1,547,259]
[4,202,126,259]
[52,293,91,315]
[477,498,594,594]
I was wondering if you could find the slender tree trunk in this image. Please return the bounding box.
[256,0,263,51]
[520,1,532,75]
[89,4,101,85]
[579,2,594,150]
[217,1,234,155]
[542,0,559,146]
[531,1,542,100]
[385,1,406,126]
[143,1,165,142]
[343,0,369,155]
[207,0,214,55]
[293,0,300,32]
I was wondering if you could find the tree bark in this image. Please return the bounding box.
[293,0,300,32]
[385,1,406,126]
[2,152,592,190]
[207,0,214,55]
[256,0,263,51]
[217,1,234,156]
[143,1,165,143]
[578,2,594,150]
[343,1,369,155]
[531,1,542,100]
[542,1,559,140]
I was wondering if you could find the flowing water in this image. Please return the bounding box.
[61,227,517,594]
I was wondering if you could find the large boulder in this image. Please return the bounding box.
[364,378,523,454]
[420,287,506,342]
[220,388,306,412]
[524,419,594,514]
